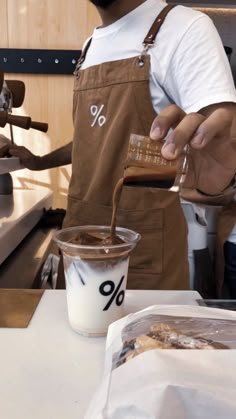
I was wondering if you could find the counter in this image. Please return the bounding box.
[0,289,201,419]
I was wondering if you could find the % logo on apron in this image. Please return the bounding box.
[90,104,106,127]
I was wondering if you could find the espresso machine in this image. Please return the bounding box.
[0,68,48,194]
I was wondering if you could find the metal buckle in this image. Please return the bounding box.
[137,43,153,67]
[142,43,151,55]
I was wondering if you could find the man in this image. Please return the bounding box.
[2,0,236,291]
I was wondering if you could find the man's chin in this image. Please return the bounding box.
[89,0,117,9]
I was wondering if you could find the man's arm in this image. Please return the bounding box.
[8,141,72,170]
[199,102,236,143]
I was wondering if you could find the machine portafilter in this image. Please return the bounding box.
[0,111,48,132]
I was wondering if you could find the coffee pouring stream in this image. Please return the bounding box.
[109,134,188,243]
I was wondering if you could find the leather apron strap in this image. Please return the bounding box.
[143,4,177,46]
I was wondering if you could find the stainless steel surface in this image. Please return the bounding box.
[0,225,56,288]
[0,188,53,264]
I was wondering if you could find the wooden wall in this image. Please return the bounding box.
[0,0,100,208]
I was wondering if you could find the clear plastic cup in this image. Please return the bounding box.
[53,225,141,337]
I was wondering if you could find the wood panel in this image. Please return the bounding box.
[0,0,8,45]
[0,0,100,208]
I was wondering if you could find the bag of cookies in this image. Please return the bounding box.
[85,305,236,419]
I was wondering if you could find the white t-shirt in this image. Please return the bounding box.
[81,0,236,244]
[81,0,236,114]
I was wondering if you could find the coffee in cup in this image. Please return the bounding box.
[53,225,140,336]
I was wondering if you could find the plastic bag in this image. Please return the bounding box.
[113,312,236,369]
[85,305,236,419]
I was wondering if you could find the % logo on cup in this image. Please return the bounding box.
[99,276,125,311]
[90,104,106,127]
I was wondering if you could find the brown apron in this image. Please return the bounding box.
[62,5,189,291]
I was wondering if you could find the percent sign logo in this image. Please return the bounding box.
[90,104,106,127]
[99,276,125,311]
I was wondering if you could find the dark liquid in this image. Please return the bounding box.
[110,177,125,242]
[68,177,125,246]
[110,171,177,240]
[69,169,176,246]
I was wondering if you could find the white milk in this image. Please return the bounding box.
[63,254,129,336]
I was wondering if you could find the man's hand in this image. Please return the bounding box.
[0,134,43,169]
[0,134,11,157]
[150,103,236,202]
[150,103,235,160]
[9,141,72,170]
[0,133,72,170]
[8,144,42,170]
[0,133,41,168]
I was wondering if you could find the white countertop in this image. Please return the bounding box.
[0,188,53,264]
[0,289,201,419]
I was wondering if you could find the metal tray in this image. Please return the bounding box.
[0,157,23,175]
[197,299,236,311]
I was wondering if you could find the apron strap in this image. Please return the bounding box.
[79,37,92,63]
[74,37,92,75]
[143,4,177,46]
